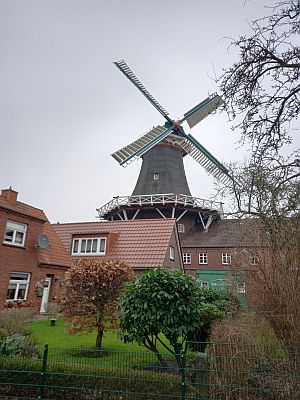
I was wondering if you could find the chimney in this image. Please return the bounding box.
[1,187,18,203]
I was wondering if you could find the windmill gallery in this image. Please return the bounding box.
[0,61,253,312]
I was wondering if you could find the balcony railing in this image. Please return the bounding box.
[97,193,223,219]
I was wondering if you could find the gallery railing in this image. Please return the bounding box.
[97,193,223,219]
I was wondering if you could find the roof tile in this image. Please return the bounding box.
[53,219,176,269]
[0,197,47,221]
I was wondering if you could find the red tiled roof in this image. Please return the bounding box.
[0,191,71,268]
[0,196,47,222]
[52,219,177,269]
[181,219,261,248]
[39,222,73,268]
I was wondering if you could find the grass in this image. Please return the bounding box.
[27,318,146,351]
[26,319,176,369]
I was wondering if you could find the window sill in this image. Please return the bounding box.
[6,299,27,302]
[71,253,106,256]
[2,243,25,250]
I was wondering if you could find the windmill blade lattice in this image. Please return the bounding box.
[182,93,224,128]
[112,59,235,186]
[111,125,173,167]
[179,134,233,185]
[114,60,170,119]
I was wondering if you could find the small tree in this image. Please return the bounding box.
[62,259,133,349]
[119,268,227,368]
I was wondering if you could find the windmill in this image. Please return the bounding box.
[111,60,233,195]
[97,60,230,225]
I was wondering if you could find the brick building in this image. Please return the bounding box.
[0,188,72,312]
[178,218,259,303]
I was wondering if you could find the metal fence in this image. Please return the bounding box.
[0,342,299,399]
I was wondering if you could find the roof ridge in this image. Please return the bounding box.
[52,218,176,226]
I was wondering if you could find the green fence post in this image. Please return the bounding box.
[180,349,186,400]
[38,344,48,400]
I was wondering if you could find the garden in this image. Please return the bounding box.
[0,266,299,400]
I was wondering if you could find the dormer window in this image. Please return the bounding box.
[4,221,27,247]
[72,237,106,256]
[153,173,160,180]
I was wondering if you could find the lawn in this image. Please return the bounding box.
[27,318,146,351]
[26,318,177,370]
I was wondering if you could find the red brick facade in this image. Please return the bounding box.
[0,188,71,312]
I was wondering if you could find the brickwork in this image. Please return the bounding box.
[0,188,71,312]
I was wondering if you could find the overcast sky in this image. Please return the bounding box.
[0,0,285,222]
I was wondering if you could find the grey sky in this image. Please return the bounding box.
[0,0,279,222]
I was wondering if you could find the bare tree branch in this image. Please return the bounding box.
[218,1,300,155]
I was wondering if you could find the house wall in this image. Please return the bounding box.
[0,209,66,311]
[162,226,183,270]
[181,246,236,277]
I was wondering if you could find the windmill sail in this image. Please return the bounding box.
[182,93,224,129]
[179,134,233,185]
[112,59,234,186]
[111,125,173,167]
[114,60,170,119]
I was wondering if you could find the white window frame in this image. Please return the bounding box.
[200,281,209,288]
[222,253,231,265]
[4,221,27,247]
[177,223,185,233]
[182,252,191,264]
[237,283,246,294]
[7,272,30,301]
[153,173,160,180]
[169,246,175,261]
[71,237,106,256]
[251,256,259,265]
[199,253,208,265]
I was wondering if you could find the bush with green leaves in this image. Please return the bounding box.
[119,268,230,368]
[187,288,240,352]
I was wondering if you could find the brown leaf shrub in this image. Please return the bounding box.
[61,259,133,347]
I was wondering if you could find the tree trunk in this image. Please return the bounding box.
[148,343,167,367]
[96,325,104,349]
[154,350,168,367]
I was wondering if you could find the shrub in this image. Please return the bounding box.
[0,334,40,358]
[0,308,34,336]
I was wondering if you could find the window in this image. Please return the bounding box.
[177,223,185,233]
[199,253,208,265]
[251,256,259,265]
[7,272,30,301]
[237,283,246,294]
[169,246,175,260]
[200,281,209,288]
[153,173,160,180]
[71,237,106,256]
[182,253,191,264]
[4,221,27,247]
[222,253,231,265]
